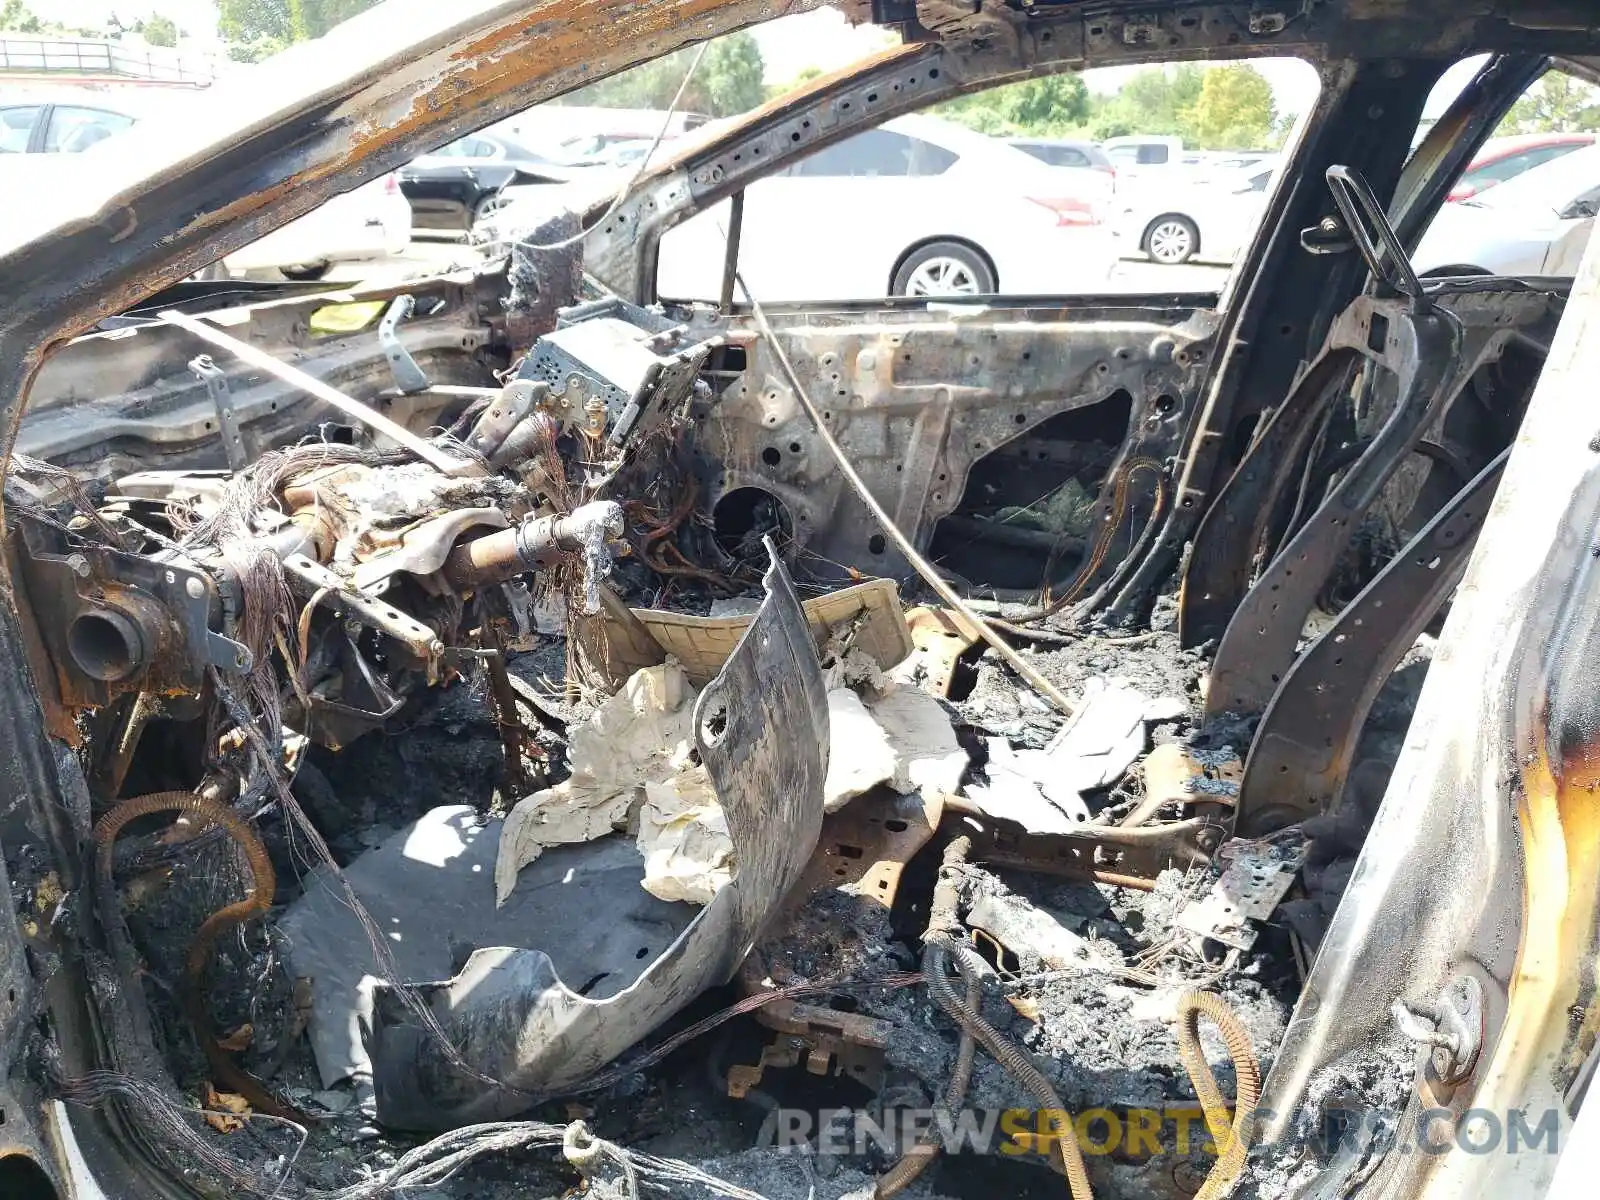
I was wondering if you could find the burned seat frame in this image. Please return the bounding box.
[1185,167,1566,834]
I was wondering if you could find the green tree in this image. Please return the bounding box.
[141,15,180,46]
[1185,63,1277,149]
[565,32,767,118]
[698,31,766,116]
[1501,71,1600,134]
[226,37,286,62]
[1,0,97,35]
[935,74,1091,137]
[218,0,378,45]
[1088,63,1205,140]
[0,0,43,31]
[767,64,823,102]
[219,0,294,43]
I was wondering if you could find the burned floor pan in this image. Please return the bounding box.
[281,543,828,1130]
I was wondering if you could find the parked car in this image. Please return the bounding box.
[397,130,579,232]
[491,103,707,158]
[1183,150,1275,172]
[1112,161,1276,264]
[1007,136,1117,193]
[649,114,1115,300]
[1100,134,1184,167]
[0,91,410,277]
[1447,132,1594,201]
[0,95,136,153]
[545,130,667,164]
[578,136,668,169]
[1416,141,1600,276]
[1098,133,1187,188]
[1100,136,1280,193]
[223,171,414,279]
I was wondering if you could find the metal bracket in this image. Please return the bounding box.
[11,519,251,711]
[1394,974,1483,1087]
[946,808,1224,886]
[1324,165,1429,313]
[1234,449,1507,834]
[1203,297,1465,718]
[465,379,543,459]
[1177,834,1308,951]
[282,552,445,682]
[188,354,247,471]
[379,294,431,394]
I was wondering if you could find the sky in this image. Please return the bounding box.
[19,1,1482,121]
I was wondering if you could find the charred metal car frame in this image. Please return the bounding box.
[3,1,1600,1198]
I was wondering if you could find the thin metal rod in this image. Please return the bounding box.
[719,188,745,311]
[738,277,1076,717]
[159,308,468,474]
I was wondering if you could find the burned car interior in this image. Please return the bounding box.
[3,3,1600,1199]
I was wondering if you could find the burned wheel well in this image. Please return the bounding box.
[887,236,998,294]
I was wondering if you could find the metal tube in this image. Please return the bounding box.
[442,501,622,589]
[719,188,745,311]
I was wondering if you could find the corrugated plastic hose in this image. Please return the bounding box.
[932,940,1095,1199]
[94,790,303,1121]
[887,839,1260,1200]
[1174,989,1262,1200]
[898,837,1095,1198]
[878,837,979,1198]
[875,946,977,1199]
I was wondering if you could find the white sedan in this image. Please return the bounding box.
[1111,163,1276,265]
[218,174,412,280]
[653,114,1117,300]
[1413,142,1600,278]
[0,93,410,278]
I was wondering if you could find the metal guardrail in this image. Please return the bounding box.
[0,37,216,86]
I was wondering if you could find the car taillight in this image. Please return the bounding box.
[1447,183,1474,202]
[1094,163,1116,179]
[383,173,400,195]
[1026,196,1099,226]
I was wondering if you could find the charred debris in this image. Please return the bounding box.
[0,162,1563,1200]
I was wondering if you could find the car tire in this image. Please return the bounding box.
[472,192,506,231]
[891,241,997,297]
[1143,215,1199,265]
[280,261,332,281]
